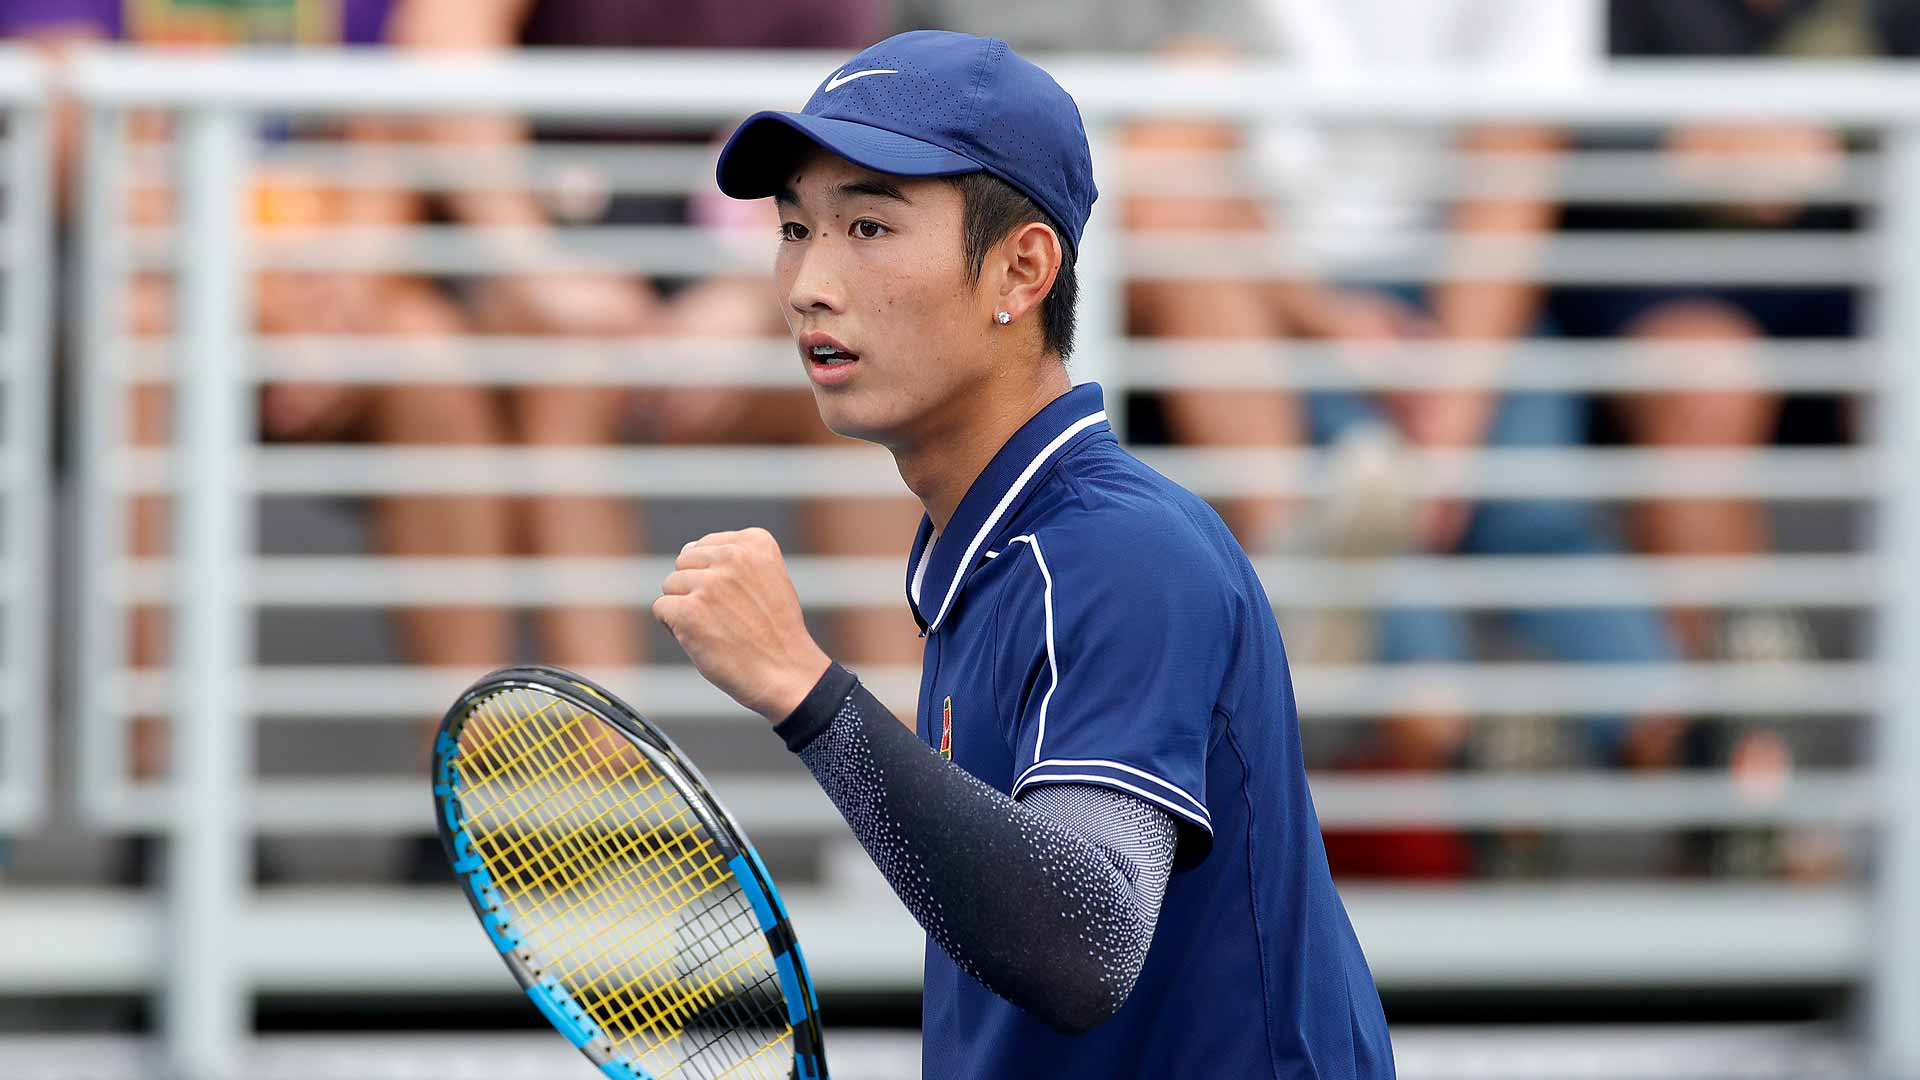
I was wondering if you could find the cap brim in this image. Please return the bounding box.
[716,111,982,199]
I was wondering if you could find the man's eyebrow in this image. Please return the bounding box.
[835,178,911,204]
[772,177,911,208]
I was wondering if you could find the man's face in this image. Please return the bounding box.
[773,149,996,446]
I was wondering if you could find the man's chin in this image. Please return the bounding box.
[813,396,891,446]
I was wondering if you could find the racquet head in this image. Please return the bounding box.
[431,665,827,1080]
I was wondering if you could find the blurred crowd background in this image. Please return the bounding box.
[0,0,1914,1075]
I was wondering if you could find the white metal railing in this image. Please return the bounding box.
[9,46,1911,1078]
[0,48,51,834]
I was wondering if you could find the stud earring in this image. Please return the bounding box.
[995,311,1012,325]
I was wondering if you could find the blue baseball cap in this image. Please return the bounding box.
[715,30,1097,253]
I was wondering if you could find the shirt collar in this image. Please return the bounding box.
[905,382,1112,633]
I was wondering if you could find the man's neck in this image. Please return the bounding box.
[894,366,1073,534]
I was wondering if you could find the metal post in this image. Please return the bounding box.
[1075,123,1127,439]
[2,98,51,830]
[1873,125,1920,1078]
[164,106,255,1080]
[71,106,131,824]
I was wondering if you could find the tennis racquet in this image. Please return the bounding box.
[431,665,828,1080]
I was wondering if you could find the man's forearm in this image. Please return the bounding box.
[776,664,1176,1035]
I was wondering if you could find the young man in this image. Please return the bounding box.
[652,30,1393,1078]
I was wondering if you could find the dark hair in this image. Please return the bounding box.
[943,172,1078,361]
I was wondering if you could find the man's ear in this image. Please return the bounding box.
[994,221,1063,323]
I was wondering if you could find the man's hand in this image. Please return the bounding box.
[652,528,832,723]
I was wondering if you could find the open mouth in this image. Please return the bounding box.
[808,343,860,367]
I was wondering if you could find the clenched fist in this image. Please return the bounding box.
[652,527,832,723]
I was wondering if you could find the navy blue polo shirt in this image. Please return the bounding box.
[903,382,1393,1079]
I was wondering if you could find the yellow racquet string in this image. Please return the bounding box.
[464,689,761,1056]
[477,693,711,1031]
[453,686,791,1077]
[483,694,745,1035]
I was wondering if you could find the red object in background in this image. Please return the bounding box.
[1322,827,1472,880]
[1321,755,1473,880]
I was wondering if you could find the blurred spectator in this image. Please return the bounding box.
[2,0,515,780]
[1554,0,1913,657]
[384,0,899,679]
[1549,0,1919,878]
[1240,0,1690,878]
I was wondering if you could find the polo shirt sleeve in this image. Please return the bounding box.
[992,523,1231,855]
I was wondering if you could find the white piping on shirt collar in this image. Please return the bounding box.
[924,409,1106,634]
[908,528,937,609]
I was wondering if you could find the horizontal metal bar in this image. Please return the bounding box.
[1346,884,1867,987]
[115,337,1882,394]
[0,884,926,993]
[113,553,1879,609]
[64,46,848,116]
[0,1034,923,1080]
[1296,660,1875,716]
[1258,554,1880,608]
[1312,772,1876,828]
[119,223,1875,285]
[113,664,925,720]
[0,49,47,105]
[0,1028,1857,1080]
[1121,148,1881,205]
[1124,231,1870,285]
[105,660,1875,721]
[1121,340,1882,393]
[59,49,1920,126]
[122,555,907,609]
[113,445,906,496]
[0,788,35,830]
[126,224,764,276]
[1144,446,1880,500]
[242,140,718,196]
[0,883,1869,994]
[108,446,1884,499]
[1385,1025,1856,1079]
[93,766,1878,834]
[154,141,1883,207]
[126,336,808,387]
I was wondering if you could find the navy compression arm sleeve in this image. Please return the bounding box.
[775,663,1177,1034]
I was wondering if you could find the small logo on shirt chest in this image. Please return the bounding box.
[939,695,953,760]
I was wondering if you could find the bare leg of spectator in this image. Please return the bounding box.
[124,272,177,779]
[1130,280,1301,551]
[1122,120,1301,551]
[510,384,646,668]
[801,486,927,721]
[359,282,516,670]
[1617,299,1778,657]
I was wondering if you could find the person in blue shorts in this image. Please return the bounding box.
[649,31,1394,1079]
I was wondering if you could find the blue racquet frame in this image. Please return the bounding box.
[432,665,829,1080]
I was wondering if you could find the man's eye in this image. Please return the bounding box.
[851,220,890,239]
[779,222,809,241]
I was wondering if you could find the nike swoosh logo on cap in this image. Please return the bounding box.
[823,68,898,92]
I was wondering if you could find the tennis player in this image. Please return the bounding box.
[652,30,1393,1078]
